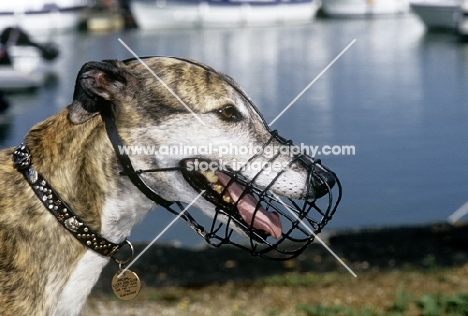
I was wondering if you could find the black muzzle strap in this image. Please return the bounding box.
[94,60,342,260]
[98,107,342,260]
[99,110,210,243]
[100,109,173,208]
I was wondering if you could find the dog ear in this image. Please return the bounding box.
[69,60,136,124]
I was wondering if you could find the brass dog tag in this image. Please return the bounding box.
[111,269,141,300]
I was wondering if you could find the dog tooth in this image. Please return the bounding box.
[223,195,232,203]
[204,170,219,183]
[213,184,224,194]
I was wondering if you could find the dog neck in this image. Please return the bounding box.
[22,108,155,315]
[25,107,155,241]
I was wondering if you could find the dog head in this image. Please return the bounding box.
[70,57,340,253]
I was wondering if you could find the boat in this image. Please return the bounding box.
[0,0,88,34]
[0,27,59,91]
[81,0,137,32]
[0,45,46,91]
[457,0,468,36]
[84,12,125,32]
[410,0,462,30]
[131,0,322,29]
[321,0,409,16]
[410,0,462,29]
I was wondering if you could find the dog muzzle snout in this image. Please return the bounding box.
[309,160,337,199]
[174,132,342,260]
[101,96,342,261]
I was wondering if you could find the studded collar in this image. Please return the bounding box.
[13,143,127,258]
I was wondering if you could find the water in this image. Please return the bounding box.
[1,14,467,247]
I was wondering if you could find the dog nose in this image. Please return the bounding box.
[309,160,337,199]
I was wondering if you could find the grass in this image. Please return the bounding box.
[296,292,468,316]
[82,264,468,316]
[261,271,344,287]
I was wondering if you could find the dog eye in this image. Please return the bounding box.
[218,105,239,120]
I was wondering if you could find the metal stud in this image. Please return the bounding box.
[13,143,128,259]
[27,167,38,184]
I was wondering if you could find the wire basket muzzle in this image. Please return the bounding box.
[174,132,342,260]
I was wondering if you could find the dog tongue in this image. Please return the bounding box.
[216,172,282,239]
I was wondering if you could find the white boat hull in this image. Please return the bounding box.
[0,12,83,33]
[131,0,321,29]
[0,67,43,90]
[0,0,87,33]
[321,0,409,16]
[410,0,461,29]
[0,47,44,91]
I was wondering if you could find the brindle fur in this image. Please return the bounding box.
[0,57,329,316]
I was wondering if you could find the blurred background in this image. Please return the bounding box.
[1,0,468,314]
[1,0,466,246]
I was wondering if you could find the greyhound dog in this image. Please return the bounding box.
[0,57,338,316]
